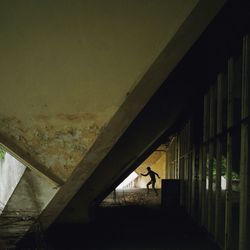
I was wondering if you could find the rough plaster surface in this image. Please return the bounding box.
[0,111,116,181]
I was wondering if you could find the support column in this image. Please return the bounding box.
[225,58,233,250]
[215,74,223,241]
[208,86,215,234]
[201,94,209,226]
[239,34,250,250]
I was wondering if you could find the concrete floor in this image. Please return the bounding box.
[17,189,220,249]
[17,188,220,249]
[42,205,220,250]
[100,188,161,207]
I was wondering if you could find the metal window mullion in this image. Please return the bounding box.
[198,146,203,224]
[174,138,177,178]
[215,74,223,241]
[185,124,189,212]
[187,122,192,213]
[173,140,175,179]
[177,136,180,179]
[189,123,193,214]
[208,86,215,234]
[168,146,171,179]
[188,151,192,214]
[239,34,250,250]
[176,138,179,179]
[201,145,207,226]
[225,57,234,250]
[191,145,196,218]
[173,139,176,179]
[184,125,188,209]
[174,138,177,179]
[202,94,209,226]
[180,130,185,206]
[171,141,173,179]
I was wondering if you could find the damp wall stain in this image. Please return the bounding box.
[0,112,113,182]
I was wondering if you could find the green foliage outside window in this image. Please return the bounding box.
[211,156,239,181]
[0,149,6,160]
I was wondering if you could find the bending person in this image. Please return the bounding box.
[141,167,160,195]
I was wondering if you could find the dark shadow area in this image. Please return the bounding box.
[44,205,220,250]
[23,180,215,249]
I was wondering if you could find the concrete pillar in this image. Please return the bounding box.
[239,34,250,250]
[225,57,233,250]
[215,74,223,242]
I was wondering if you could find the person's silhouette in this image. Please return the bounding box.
[141,167,160,195]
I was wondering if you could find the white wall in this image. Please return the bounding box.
[0,153,26,214]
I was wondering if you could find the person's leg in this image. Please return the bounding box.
[152,181,158,195]
[146,181,152,194]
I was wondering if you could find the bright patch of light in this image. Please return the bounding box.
[206,176,227,190]
[221,176,226,190]
[0,152,26,215]
[116,172,138,189]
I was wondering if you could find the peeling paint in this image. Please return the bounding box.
[0,112,114,181]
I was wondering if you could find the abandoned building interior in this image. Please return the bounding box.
[1,0,250,249]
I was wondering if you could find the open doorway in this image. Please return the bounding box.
[100,145,167,207]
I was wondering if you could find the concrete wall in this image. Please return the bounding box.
[0,153,25,214]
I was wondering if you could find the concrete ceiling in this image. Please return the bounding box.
[0,0,201,182]
[1,0,200,116]
[0,0,226,247]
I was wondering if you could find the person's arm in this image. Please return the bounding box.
[154,171,160,178]
[141,172,149,176]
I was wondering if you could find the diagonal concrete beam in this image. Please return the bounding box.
[38,0,226,229]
